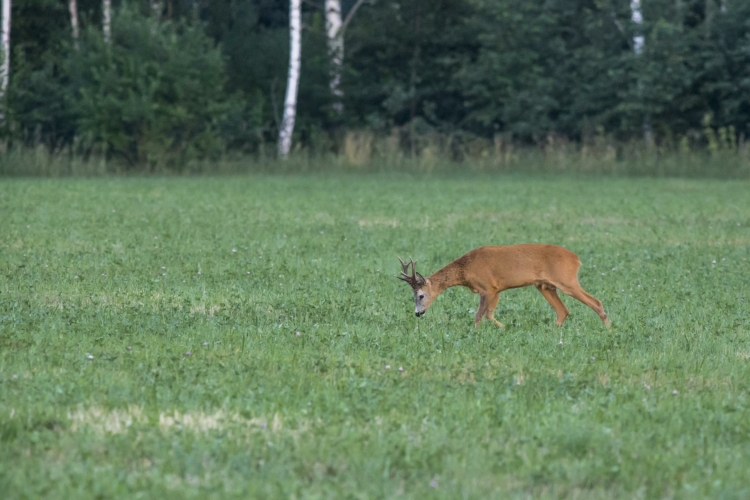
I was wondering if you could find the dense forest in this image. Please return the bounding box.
[2,0,750,170]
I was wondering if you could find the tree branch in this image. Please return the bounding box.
[609,9,633,51]
[341,0,370,35]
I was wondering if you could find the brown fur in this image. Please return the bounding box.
[399,244,610,328]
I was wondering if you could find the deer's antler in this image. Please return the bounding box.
[397,257,426,289]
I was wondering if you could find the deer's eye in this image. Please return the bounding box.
[418,294,425,300]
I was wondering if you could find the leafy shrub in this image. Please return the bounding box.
[10,6,240,170]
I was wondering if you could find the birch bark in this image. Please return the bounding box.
[324,0,369,116]
[278,0,301,157]
[325,0,344,115]
[0,0,9,125]
[630,0,652,145]
[103,0,111,43]
[630,0,644,54]
[69,0,80,42]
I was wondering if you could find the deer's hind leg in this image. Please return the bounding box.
[535,284,569,326]
[474,292,504,328]
[556,281,610,327]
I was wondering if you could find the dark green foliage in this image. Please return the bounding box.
[345,0,477,133]
[206,1,288,145]
[3,0,750,167]
[10,5,238,168]
[69,7,231,166]
[458,0,632,139]
[458,0,750,143]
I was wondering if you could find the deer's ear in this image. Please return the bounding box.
[415,272,427,286]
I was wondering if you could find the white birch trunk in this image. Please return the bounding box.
[0,0,10,125]
[278,0,301,157]
[325,0,344,115]
[630,0,652,145]
[630,0,644,54]
[150,1,162,36]
[103,0,111,43]
[69,0,80,42]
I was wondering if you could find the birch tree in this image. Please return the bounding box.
[69,0,80,43]
[325,0,344,115]
[325,0,369,116]
[630,0,652,144]
[630,0,644,55]
[0,0,9,126]
[103,0,111,43]
[278,0,301,157]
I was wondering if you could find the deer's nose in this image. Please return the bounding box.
[415,311,424,317]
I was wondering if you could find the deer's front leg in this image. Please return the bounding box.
[474,295,488,327]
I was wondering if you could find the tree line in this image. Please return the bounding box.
[1,0,749,168]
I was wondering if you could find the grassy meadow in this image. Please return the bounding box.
[1,174,749,499]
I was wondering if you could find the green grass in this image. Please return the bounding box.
[1,174,749,499]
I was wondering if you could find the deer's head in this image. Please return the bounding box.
[397,257,435,317]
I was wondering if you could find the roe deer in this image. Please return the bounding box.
[397,244,609,327]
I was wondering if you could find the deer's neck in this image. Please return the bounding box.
[428,261,466,294]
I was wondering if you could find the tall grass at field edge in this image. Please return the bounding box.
[2,130,749,178]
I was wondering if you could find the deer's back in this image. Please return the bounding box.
[458,244,580,289]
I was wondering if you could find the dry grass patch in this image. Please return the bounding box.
[67,406,309,436]
[356,216,400,228]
